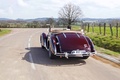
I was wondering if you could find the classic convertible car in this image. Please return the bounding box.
[40,28,95,59]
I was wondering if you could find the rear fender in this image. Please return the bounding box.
[49,36,58,55]
[86,37,95,52]
[40,33,47,48]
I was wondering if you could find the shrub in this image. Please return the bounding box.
[87,33,120,53]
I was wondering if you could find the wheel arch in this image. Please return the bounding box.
[40,33,47,48]
[85,36,95,52]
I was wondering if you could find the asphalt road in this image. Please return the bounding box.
[0,28,120,80]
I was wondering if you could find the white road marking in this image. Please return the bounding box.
[28,35,36,70]
[29,38,31,42]
[29,53,36,70]
[28,31,40,70]
[28,43,31,49]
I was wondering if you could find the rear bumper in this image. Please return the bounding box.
[55,51,95,58]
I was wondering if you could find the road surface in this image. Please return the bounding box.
[0,28,120,80]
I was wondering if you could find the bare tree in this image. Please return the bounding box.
[58,3,83,28]
[46,18,55,25]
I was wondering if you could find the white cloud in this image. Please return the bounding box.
[85,0,120,8]
[0,9,5,15]
[17,0,29,7]
[8,7,13,15]
[0,0,120,19]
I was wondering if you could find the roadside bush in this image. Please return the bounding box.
[87,33,120,53]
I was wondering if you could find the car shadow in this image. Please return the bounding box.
[22,47,86,67]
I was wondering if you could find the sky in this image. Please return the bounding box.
[0,0,120,19]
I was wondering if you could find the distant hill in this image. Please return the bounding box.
[0,18,120,22]
[0,18,12,21]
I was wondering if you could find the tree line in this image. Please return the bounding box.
[0,18,58,28]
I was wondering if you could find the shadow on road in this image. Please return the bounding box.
[23,47,86,67]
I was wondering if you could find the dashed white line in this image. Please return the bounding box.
[28,34,36,70]
[28,43,31,49]
[28,31,41,70]
[29,38,31,42]
[29,53,36,70]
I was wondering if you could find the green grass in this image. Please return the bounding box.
[86,32,120,52]
[71,25,81,31]
[95,46,120,57]
[0,29,11,37]
[87,26,120,38]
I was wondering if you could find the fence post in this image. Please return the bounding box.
[103,23,106,36]
[116,23,118,38]
[92,23,94,33]
[99,23,101,34]
[81,23,84,31]
[84,23,86,31]
[109,24,113,36]
[87,23,90,32]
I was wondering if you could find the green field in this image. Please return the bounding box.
[87,26,120,38]
[0,29,11,37]
[72,25,120,37]
[72,25,81,31]
[71,25,120,57]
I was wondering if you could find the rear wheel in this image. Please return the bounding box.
[41,45,45,49]
[49,48,56,59]
[40,36,44,49]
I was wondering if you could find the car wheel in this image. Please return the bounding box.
[49,49,56,59]
[41,45,45,49]
[82,56,89,59]
[41,40,45,48]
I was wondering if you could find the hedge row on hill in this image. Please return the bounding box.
[87,33,120,52]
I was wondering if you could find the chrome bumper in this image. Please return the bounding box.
[55,50,95,58]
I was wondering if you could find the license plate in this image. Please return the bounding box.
[71,50,86,54]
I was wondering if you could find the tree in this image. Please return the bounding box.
[46,18,55,25]
[58,3,83,28]
[32,21,40,28]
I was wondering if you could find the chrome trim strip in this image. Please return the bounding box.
[50,37,57,55]
[63,33,67,38]
[76,33,80,38]
[56,36,62,52]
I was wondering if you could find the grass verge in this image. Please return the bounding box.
[95,46,120,57]
[0,29,11,37]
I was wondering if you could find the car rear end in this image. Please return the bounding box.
[53,32,95,59]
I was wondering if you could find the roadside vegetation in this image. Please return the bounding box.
[71,25,120,57]
[0,29,11,37]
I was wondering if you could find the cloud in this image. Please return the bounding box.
[17,0,29,7]
[85,0,120,8]
[0,0,120,19]
[8,7,14,14]
[0,7,14,15]
[0,9,5,15]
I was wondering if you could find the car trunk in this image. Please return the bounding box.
[56,32,90,52]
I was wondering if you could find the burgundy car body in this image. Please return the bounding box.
[40,30,95,59]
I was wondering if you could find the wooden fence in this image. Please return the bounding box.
[83,23,120,38]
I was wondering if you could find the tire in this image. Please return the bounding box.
[41,45,45,49]
[40,36,44,48]
[49,48,56,59]
[81,56,89,59]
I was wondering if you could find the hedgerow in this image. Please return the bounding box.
[87,33,120,53]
